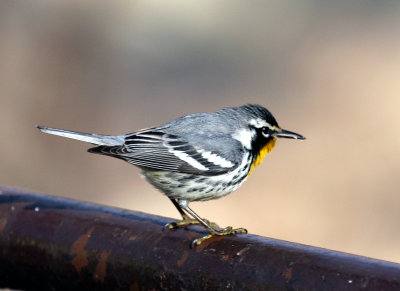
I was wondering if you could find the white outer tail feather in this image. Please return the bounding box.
[36,126,124,146]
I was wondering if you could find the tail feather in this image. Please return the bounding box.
[36,126,124,146]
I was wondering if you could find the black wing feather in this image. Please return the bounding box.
[88,130,237,175]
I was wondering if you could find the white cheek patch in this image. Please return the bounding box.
[232,128,255,150]
[197,150,234,168]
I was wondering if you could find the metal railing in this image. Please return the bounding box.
[0,186,399,290]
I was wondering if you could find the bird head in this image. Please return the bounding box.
[233,104,305,172]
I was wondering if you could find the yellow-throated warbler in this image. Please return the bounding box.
[37,104,305,246]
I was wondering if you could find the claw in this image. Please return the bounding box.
[163,221,179,230]
[232,227,248,234]
[191,234,214,248]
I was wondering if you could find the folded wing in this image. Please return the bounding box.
[88,130,239,176]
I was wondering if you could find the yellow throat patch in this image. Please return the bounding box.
[249,138,276,175]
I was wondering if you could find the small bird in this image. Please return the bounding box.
[37,104,305,246]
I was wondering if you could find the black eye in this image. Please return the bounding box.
[261,127,269,134]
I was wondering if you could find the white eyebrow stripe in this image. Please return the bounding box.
[249,118,273,129]
[197,150,234,168]
[168,149,209,171]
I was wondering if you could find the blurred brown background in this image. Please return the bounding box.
[1,1,400,262]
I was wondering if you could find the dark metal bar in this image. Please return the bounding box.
[0,186,399,291]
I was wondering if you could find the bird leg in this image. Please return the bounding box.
[173,199,248,247]
[165,198,219,229]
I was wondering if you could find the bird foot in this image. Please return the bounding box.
[163,213,247,247]
[164,217,219,230]
[191,226,248,247]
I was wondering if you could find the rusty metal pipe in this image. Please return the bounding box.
[0,186,399,290]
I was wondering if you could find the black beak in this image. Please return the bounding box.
[274,128,305,140]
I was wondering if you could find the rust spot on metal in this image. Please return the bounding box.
[129,282,140,291]
[283,267,293,281]
[0,216,8,234]
[94,213,112,222]
[177,250,189,267]
[70,227,94,272]
[94,250,111,282]
[195,235,226,252]
[221,253,230,261]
